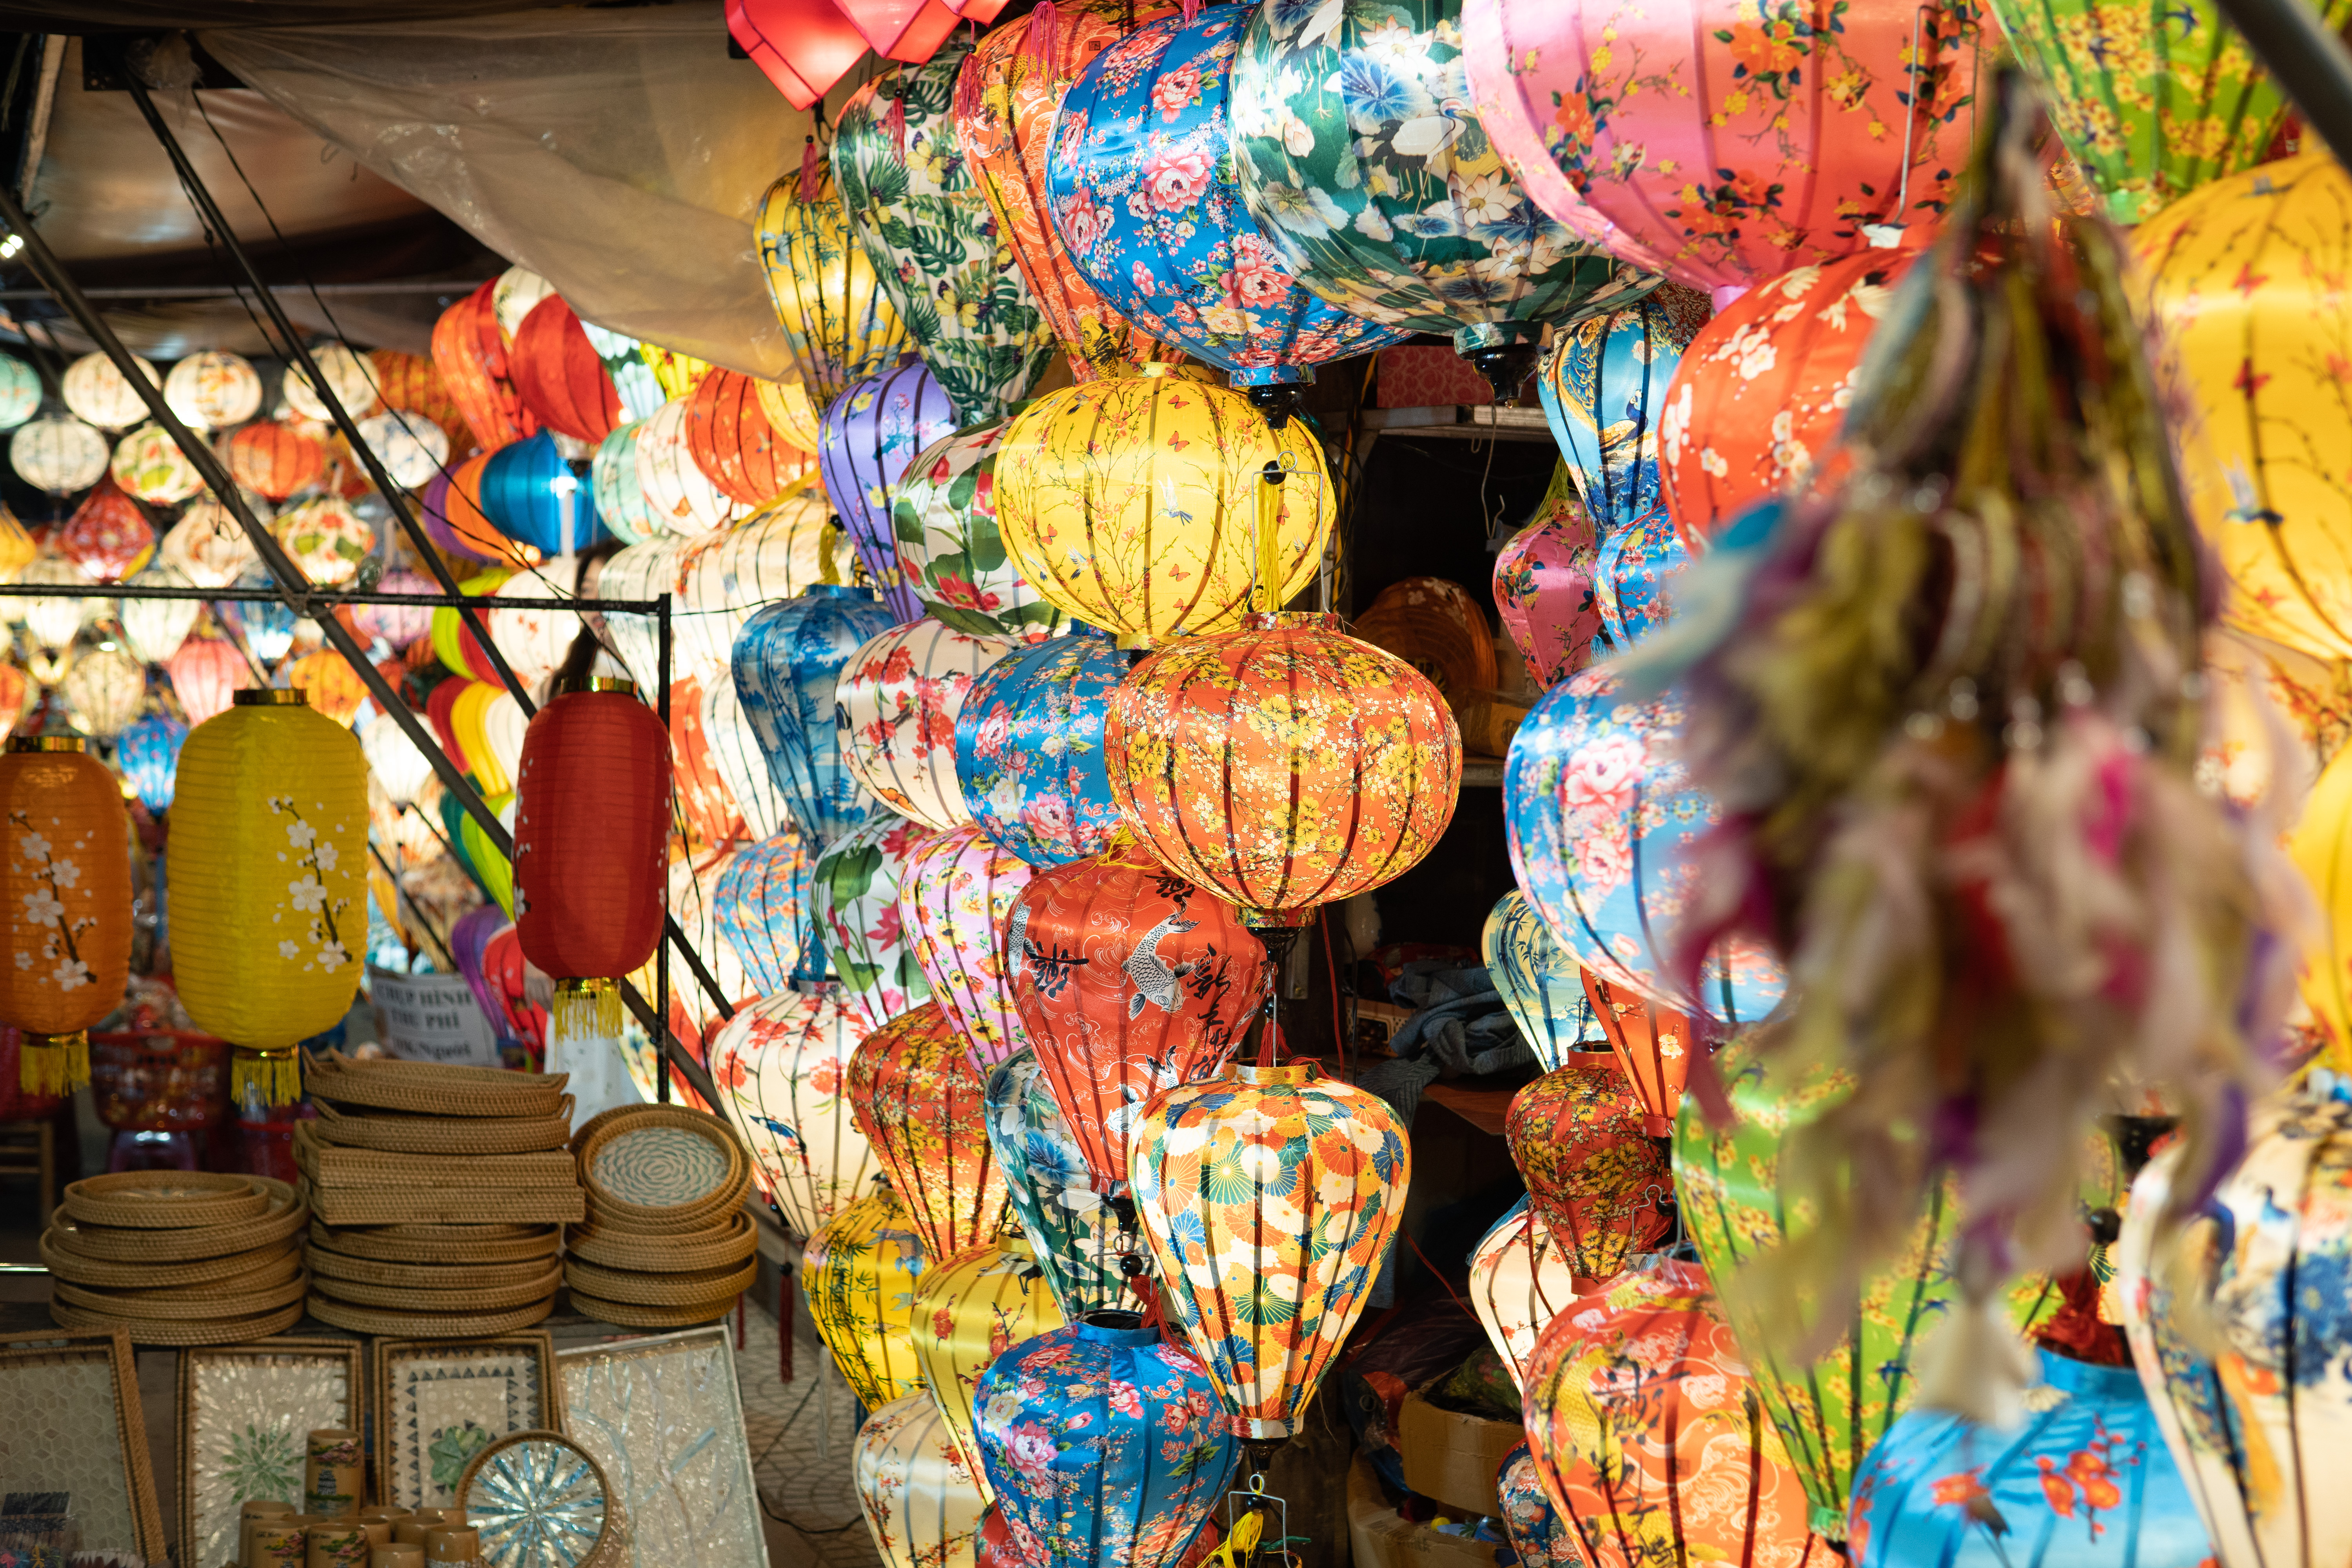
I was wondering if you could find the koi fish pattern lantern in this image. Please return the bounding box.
[757,156,912,418]
[1482,891,1601,1073]
[804,1184,933,1410]
[953,630,1125,867]
[892,417,1074,642]
[984,1047,1136,1321]
[1469,1201,1578,1393]
[900,822,1036,1073]
[837,619,1020,831]
[0,738,132,1094]
[707,988,876,1239]
[849,1000,1014,1262]
[854,1392,988,1568]
[911,1238,1067,1500]
[813,811,939,1030]
[1129,1060,1410,1447]
[821,356,961,622]
[1505,1053,1675,1289]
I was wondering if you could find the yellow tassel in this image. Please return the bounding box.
[232,1048,303,1114]
[551,978,624,1051]
[19,1031,87,1096]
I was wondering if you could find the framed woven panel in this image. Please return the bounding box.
[0,1330,165,1564]
[557,1326,768,1568]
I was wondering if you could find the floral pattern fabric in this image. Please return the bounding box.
[1590,503,1687,648]
[837,619,1022,832]
[848,999,1015,1264]
[1536,289,1711,537]
[757,159,911,415]
[1493,493,1602,691]
[954,631,1127,867]
[0,751,128,1035]
[1498,1443,1586,1568]
[911,1238,1068,1502]
[899,822,1037,1074]
[805,1185,934,1410]
[894,416,1074,643]
[1470,1201,1581,1394]
[733,585,897,883]
[855,1391,988,1568]
[706,989,877,1240]
[1504,1054,1674,1286]
[1048,11,1407,385]
[109,423,206,505]
[713,828,813,997]
[821,356,964,623]
[813,811,939,1031]
[1482,890,1604,1073]
[985,1048,1148,1322]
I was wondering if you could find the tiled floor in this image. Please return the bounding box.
[734,1285,882,1568]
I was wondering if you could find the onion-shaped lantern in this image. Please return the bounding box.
[0,356,39,431]
[953,630,1125,867]
[11,416,109,496]
[1483,890,1602,1073]
[62,350,158,431]
[158,496,263,589]
[822,356,960,622]
[222,420,324,503]
[703,678,791,841]
[900,822,1035,1073]
[1497,1443,1583,1568]
[635,395,747,537]
[837,619,1020,831]
[736,586,895,837]
[116,712,187,813]
[482,430,602,559]
[590,421,657,546]
[894,417,1074,642]
[167,637,249,724]
[757,152,911,419]
[509,294,624,444]
[670,674,746,850]
[0,736,132,1094]
[854,1391,988,1568]
[849,999,1014,1262]
[59,482,155,584]
[117,564,202,667]
[912,1238,1067,1499]
[802,1187,933,1408]
[714,828,813,996]
[271,497,375,589]
[706,987,876,1239]
[1584,971,1695,1138]
[1505,1053,1674,1289]
[281,342,379,423]
[983,1047,1136,1321]
[1469,1201,1577,1393]
[652,490,846,688]
[813,811,938,1031]
[688,368,808,509]
[61,649,146,740]
[433,280,537,452]
[163,350,262,431]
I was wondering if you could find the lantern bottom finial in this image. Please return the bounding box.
[19,1030,88,1095]
[232,1046,303,1113]
[1243,383,1306,430]
[1464,344,1543,407]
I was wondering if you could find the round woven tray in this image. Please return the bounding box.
[311,1099,576,1156]
[306,1220,561,1265]
[304,1245,563,1292]
[46,1242,301,1298]
[583,1163,753,1238]
[306,1292,555,1339]
[50,1188,306,1262]
[307,1055,567,1119]
[62,1171,269,1230]
[50,1296,305,1346]
[563,1212,757,1275]
[566,1287,739,1331]
[53,1269,310,1321]
[40,1232,298,1290]
[563,1255,757,1308]
[309,1259,561,1314]
[576,1107,751,1231]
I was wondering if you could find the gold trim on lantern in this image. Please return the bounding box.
[18,1030,89,1094]
[552,676,637,697]
[231,1046,303,1111]
[233,688,310,707]
[6,736,85,753]
[550,976,626,1047]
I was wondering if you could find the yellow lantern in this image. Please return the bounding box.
[804,1183,933,1410]
[2134,152,2352,661]
[755,158,910,417]
[637,343,712,402]
[995,368,1333,646]
[754,368,822,454]
[165,688,367,1108]
[911,1238,1065,1501]
[284,651,368,726]
[2292,740,2352,1073]
[0,737,131,1093]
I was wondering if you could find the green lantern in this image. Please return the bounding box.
[833,37,1058,427]
[1229,0,1657,403]
[1991,0,2352,225]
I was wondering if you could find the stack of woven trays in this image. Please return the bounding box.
[564,1105,759,1330]
[297,1053,583,1336]
[42,1172,308,1344]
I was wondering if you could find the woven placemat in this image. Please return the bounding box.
[45,1241,301,1298]
[50,1296,305,1346]
[309,1261,561,1314]
[307,1220,561,1265]
[577,1107,750,1231]
[582,1164,754,1238]
[563,1212,756,1275]
[305,1292,555,1339]
[40,1232,298,1290]
[53,1270,310,1321]
[312,1100,575,1157]
[565,1287,740,1332]
[304,1245,561,1291]
[307,1052,567,1119]
[49,1189,307,1262]
[306,1187,586,1228]
[62,1172,270,1230]
[563,1255,757,1309]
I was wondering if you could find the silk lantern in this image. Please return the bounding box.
[1230,0,1660,404]
[116,712,187,813]
[167,689,367,1108]
[1008,842,1271,1192]
[1498,1444,1584,1568]
[272,497,374,588]
[704,678,792,841]
[1522,1260,1839,1567]
[976,1321,1240,1568]
[805,1184,933,1409]
[727,0,872,110]
[1462,0,1986,297]
[352,566,434,652]
[688,368,806,508]
[951,1,1191,384]
[851,996,1015,1260]
[822,356,960,622]
[281,343,378,422]
[109,424,205,506]
[458,789,518,918]
[1584,972,1696,1138]
[167,637,249,724]
[953,630,1124,867]
[715,829,813,995]
[1483,891,1603,1073]
[58,483,154,583]
[671,489,848,684]
[0,737,131,1093]
[10,416,109,496]
[1539,288,1715,534]
[812,811,938,1029]
[484,573,584,691]
[490,266,555,341]
[426,454,538,568]
[984,1047,1136,1321]
[591,421,658,545]
[432,280,537,451]
[572,321,662,422]
[900,823,1036,1074]
[483,430,601,559]
[0,510,30,585]
[358,711,435,808]
[510,294,624,443]
[635,395,746,537]
[855,1391,988,1568]
[1469,1200,1579,1392]
[354,409,451,490]
[893,417,1073,642]
[1495,489,1602,691]
[61,649,145,741]
[913,1238,1067,1497]
[221,421,324,504]
[837,619,1020,831]
[834,39,1056,427]
[163,352,261,433]
[62,351,157,430]
[1505,1053,1675,1289]
[995,370,1334,646]
[757,367,824,454]
[19,555,105,653]
[669,675,746,849]
[1131,1060,1410,1451]
[0,356,37,430]
[706,987,877,1239]
[118,564,202,666]
[829,0,963,66]
[638,343,712,402]
[1107,612,1461,927]
[370,348,471,452]
[757,155,911,417]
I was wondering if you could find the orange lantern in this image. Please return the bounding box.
[222,420,325,504]
[369,348,470,457]
[1503,1053,1675,1292]
[432,279,538,452]
[0,737,131,1093]
[1582,973,1693,1138]
[670,675,747,851]
[847,999,1013,1263]
[167,637,250,724]
[687,368,809,507]
[510,294,624,445]
[1105,612,1461,927]
[426,452,536,570]
[284,650,368,726]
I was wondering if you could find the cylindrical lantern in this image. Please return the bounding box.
[62,648,147,740]
[954,630,1125,868]
[354,409,451,490]
[117,565,202,666]
[0,737,131,1093]
[706,987,876,1239]
[899,823,1036,1074]
[1468,1201,1578,1393]
[756,155,911,421]
[812,810,938,1030]
[893,417,1074,642]
[1483,891,1602,1073]
[1107,612,1461,927]
[688,368,807,509]
[912,1238,1067,1499]
[433,281,537,452]
[482,430,601,559]
[280,343,378,422]
[109,424,206,506]
[821,356,960,622]
[855,1391,987,1568]
[1505,1053,1674,1290]
[166,689,367,1107]
[715,829,813,995]
[733,584,897,853]
[1131,1061,1410,1449]
[805,1184,933,1409]
[58,483,156,584]
[222,420,325,503]
[11,415,110,496]
[848,1000,1014,1262]
[1495,490,1602,691]
[270,497,375,589]
[116,712,187,813]
[983,1047,1138,1322]
[837,619,1020,831]
[167,637,250,724]
[62,350,158,430]
[509,294,624,444]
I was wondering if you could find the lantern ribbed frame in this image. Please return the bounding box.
[706,988,875,1240]
[510,293,624,443]
[848,998,1014,1265]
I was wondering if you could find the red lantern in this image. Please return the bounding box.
[688,368,808,507]
[670,675,747,851]
[58,481,153,583]
[512,677,673,1061]
[729,0,877,108]
[1581,973,1693,1138]
[167,637,250,725]
[829,0,960,64]
[425,676,474,775]
[223,420,326,503]
[1504,1052,1673,1291]
[510,295,624,445]
[1007,842,1271,1192]
[432,279,538,452]
[847,999,1012,1263]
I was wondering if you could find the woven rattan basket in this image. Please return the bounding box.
[311,1099,575,1156]
[306,1220,561,1265]
[306,1052,568,1118]
[304,1246,562,1292]
[62,1172,270,1229]
[575,1107,750,1232]
[53,1270,309,1321]
[300,1185,586,1229]
[565,1287,741,1332]
[40,1232,297,1290]
[50,1296,305,1346]
[562,1255,757,1308]
[306,1293,555,1339]
[48,1188,306,1262]
[46,1241,301,1298]
[308,1261,561,1314]
[562,1211,757,1275]
[296,1125,584,1191]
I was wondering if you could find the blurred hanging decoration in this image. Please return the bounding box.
[223,420,325,504]
[982,1047,1135,1320]
[853,1393,988,1568]
[804,1183,935,1411]
[60,649,146,740]
[835,38,1056,427]
[670,675,748,849]
[953,630,1125,867]
[900,822,1036,1074]
[118,565,202,666]
[11,415,110,496]
[62,351,158,431]
[0,355,38,430]
[369,348,472,453]
[167,637,249,724]
[1670,72,2299,1405]
[837,619,1020,831]
[811,811,938,1031]
[757,142,912,421]
[821,356,961,623]
[483,575,583,692]
[568,322,662,423]
[848,1000,1014,1262]
[58,482,155,583]
[1461,0,1985,297]
[423,455,537,568]
[281,343,380,422]
[715,829,814,995]
[1482,891,1601,1073]
[163,350,262,431]
[892,417,1073,642]
[159,498,261,590]
[1349,576,1501,715]
[637,343,711,403]
[1048,10,1409,423]
[996,368,1334,646]
[509,294,625,444]
[281,652,367,726]
[637,396,748,537]
[1505,1053,1675,1290]
[271,497,376,589]
[0,736,131,1093]
[688,369,809,509]
[911,1238,1067,1503]
[1229,0,1660,405]
[481,430,602,559]
[1469,1202,1579,1392]
[21,555,107,662]
[951,0,1190,384]
[1132,1060,1410,1454]
[707,988,876,1239]
[116,712,188,813]
[590,421,659,546]
[354,409,452,490]
[1107,612,1460,927]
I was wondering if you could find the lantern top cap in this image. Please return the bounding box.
[1070,1312,1159,1347]
[552,675,636,697]
[1229,1062,1323,1088]
[234,688,309,707]
[7,735,83,752]
[1241,610,1345,635]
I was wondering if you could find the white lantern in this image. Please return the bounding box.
[61,350,158,430]
[11,415,109,495]
[19,554,105,652]
[356,408,451,489]
[492,265,557,343]
[109,424,207,506]
[280,343,378,423]
[596,534,686,693]
[360,710,437,807]
[163,351,263,430]
[158,494,267,588]
[635,396,743,537]
[485,572,582,690]
[702,676,790,840]
[118,564,201,665]
[674,488,843,686]
[835,621,1018,831]
[60,646,145,739]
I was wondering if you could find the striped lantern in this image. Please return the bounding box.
[1505,1053,1675,1289]
[690,367,809,508]
[982,1046,1136,1322]
[734,584,895,842]
[702,677,791,841]
[670,675,747,850]
[223,421,325,503]
[805,1185,932,1409]
[1482,890,1603,1072]
[953,629,1125,867]
[590,419,659,546]
[368,348,470,456]
[849,999,1013,1263]
[837,620,1020,831]
[280,343,379,423]
[434,281,537,450]
[61,649,146,740]
[671,490,847,686]
[892,416,1074,642]
[636,396,747,536]
[755,152,911,418]
[899,822,1035,1076]
[1468,1200,1578,1392]
[706,987,876,1240]
[11,416,109,496]
[820,356,960,623]
[118,564,202,666]
[509,294,624,443]
[481,430,601,560]
[854,1392,987,1568]
[811,811,937,1031]
[911,1238,1067,1501]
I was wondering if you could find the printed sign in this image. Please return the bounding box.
[368,965,501,1067]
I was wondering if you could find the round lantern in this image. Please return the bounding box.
[575,320,663,422]
[482,430,601,559]
[281,343,378,422]
[1660,254,1910,551]
[702,677,791,841]
[222,419,325,503]
[424,454,537,568]
[590,421,658,545]
[116,712,187,813]
[714,829,813,995]
[1131,1060,1410,1449]
[804,1183,934,1409]
[62,648,147,740]
[352,567,434,652]
[1482,891,1602,1073]
[358,711,435,807]
[708,987,876,1238]
[983,1047,1136,1322]
[368,348,469,454]
[354,409,451,490]
[271,497,375,588]
[849,999,1014,1261]
[0,355,38,430]
[756,154,911,416]
[0,737,132,1093]
[687,368,806,508]
[893,417,1072,642]
[1469,1201,1578,1392]
[1107,612,1461,927]
[900,823,1036,1074]
[58,482,155,584]
[995,370,1335,646]
[62,351,158,430]
[635,395,746,537]
[163,350,262,431]
[821,356,960,622]
[855,1391,987,1568]
[1231,0,1659,403]
[1048,10,1407,413]
[167,637,250,724]
[976,1320,1239,1568]
[834,40,1055,427]
[837,619,1020,831]
[1538,288,1715,542]
[735,584,895,856]
[509,294,624,444]
[167,689,367,1108]
[107,424,203,506]
[427,571,507,681]
[1505,1053,1674,1288]
[1497,1443,1584,1568]
[11,415,109,496]
[639,343,711,403]
[1462,0,1986,296]
[483,573,583,691]
[912,1238,1067,1497]
[1008,842,1270,1191]
[158,498,262,589]
[953,630,1124,867]
[116,564,201,666]
[1495,491,1602,692]
[19,555,105,652]
[812,811,938,1030]
[1522,1260,1839,1566]
[432,280,537,452]
[671,489,848,685]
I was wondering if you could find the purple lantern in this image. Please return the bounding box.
[419,467,494,565]
[819,354,958,624]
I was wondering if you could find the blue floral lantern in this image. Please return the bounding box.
[1045,7,1408,423]
[1846,1347,2214,1568]
[1497,1443,1583,1568]
[975,1319,1240,1568]
[716,829,814,997]
[819,356,959,623]
[1503,664,1786,1028]
[1482,891,1602,1073]
[222,571,300,664]
[117,711,188,812]
[984,1048,1136,1323]
[481,428,604,558]
[954,629,1125,869]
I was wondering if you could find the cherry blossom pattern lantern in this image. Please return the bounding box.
[1230,0,1662,405]
[1495,488,1602,692]
[812,811,938,1031]
[735,584,895,846]
[62,350,158,431]
[854,1392,988,1568]
[899,822,1036,1074]
[837,619,1020,831]
[756,153,911,421]
[688,369,807,510]
[0,736,132,1094]
[223,421,325,503]
[58,483,155,583]
[282,343,379,423]
[432,280,537,451]
[1106,612,1461,927]
[509,294,624,444]
[706,987,876,1239]
[163,350,263,431]
[849,999,1014,1262]
[983,1047,1135,1321]
[953,630,1125,867]
[822,356,960,623]
[1505,1052,1675,1290]
[1132,1062,1408,1457]
[1482,891,1602,1072]
[11,416,110,496]
[636,396,748,538]
[715,829,814,995]
[1047,10,1408,421]
[1469,1201,1579,1393]
[805,1183,933,1410]
[1465,0,1984,298]
[834,39,1056,426]
[913,1238,1067,1504]
[893,417,1073,642]
[354,409,452,490]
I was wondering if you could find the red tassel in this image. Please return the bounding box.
[1179,0,1199,18]
[886,96,907,162]
[953,51,985,125]
[1024,2,1062,80]
[796,135,823,202]
[779,1266,796,1383]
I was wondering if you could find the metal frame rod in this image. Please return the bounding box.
[2208,0,2352,174]
[0,281,495,300]
[0,581,661,612]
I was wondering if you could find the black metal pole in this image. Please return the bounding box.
[0,581,657,612]
[2209,0,2352,175]
[649,590,736,1031]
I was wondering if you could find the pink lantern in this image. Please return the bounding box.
[167,637,250,724]
[729,0,873,109]
[828,0,960,64]
[1494,492,1602,692]
[898,821,1034,1074]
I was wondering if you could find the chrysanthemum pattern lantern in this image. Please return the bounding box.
[893,418,1073,642]
[837,619,1019,831]
[953,630,1125,867]
[706,987,876,1239]
[813,811,938,1030]
[900,822,1036,1074]
[0,737,131,1093]
[822,357,960,622]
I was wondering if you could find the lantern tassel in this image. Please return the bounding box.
[19,1031,87,1096]
[1024,3,1061,79]
[952,51,984,126]
[232,1047,303,1113]
[796,135,823,203]
[885,97,908,163]
[551,976,626,1047]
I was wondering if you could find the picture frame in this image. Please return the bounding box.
[177,1337,364,1568]
[374,1332,560,1514]
[0,1330,166,1565]
[558,1326,769,1568]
